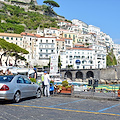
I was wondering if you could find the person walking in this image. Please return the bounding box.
[41,73,45,96]
[44,71,50,97]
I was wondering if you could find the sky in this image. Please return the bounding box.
[37,0,120,44]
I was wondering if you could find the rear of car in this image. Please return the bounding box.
[0,75,15,100]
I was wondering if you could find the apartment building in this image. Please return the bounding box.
[60,45,95,69]
[0,33,23,48]
[35,36,56,66]
[72,19,89,34]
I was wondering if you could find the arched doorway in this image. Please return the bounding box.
[76,72,83,79]
[64,71,72,80]
[86,71,94,78]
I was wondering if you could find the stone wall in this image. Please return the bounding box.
[60,65,120,80]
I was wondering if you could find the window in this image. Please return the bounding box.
[82,61,84,64]
[11,37,13,40]
[30,38,31,41]
[6,37,9,40]
[20,38,22,41]
[64,34,67,38]
[41,40,42,43]
[46,40,48,43]
[17,77,24,83]
[16,38,17,40]
[52,40,54,43]
[51,50,53,53]
[24,77,31,84]
[69,34,71,38]
[30,43,31,46]
[46,49,48,53]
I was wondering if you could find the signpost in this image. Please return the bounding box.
[50,54,58,74]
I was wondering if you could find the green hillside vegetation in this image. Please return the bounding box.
[0,2,59,34]
[106,49,117,66]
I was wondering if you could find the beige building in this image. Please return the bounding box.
[0,33,23,48]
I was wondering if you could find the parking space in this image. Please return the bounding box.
[0,96,120,120]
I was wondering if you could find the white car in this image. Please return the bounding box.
[0,75,41,102]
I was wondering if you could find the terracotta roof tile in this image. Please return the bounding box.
[56,39,65,41]
[0,33,22,37]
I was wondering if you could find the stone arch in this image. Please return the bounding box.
[76,71,83,79]
[86,71,94,78]
[64,71,72,80]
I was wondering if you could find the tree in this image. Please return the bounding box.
[106,49,117,66]
[58,55,62,68]
[43,0,60,9]
[0,38,29,66]
[43,0,60,15]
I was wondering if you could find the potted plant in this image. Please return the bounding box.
[57,80,73,94]
[118,86,120,97]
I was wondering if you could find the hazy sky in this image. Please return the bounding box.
[37,0,120,44]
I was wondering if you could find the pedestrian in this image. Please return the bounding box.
[41,73,45,96]
[33,68,37,79]
[44,71,51,97]
[0,70,3,75]
[5,68,13,75]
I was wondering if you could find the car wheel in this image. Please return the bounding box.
[36,89,41,98]
[13,91,21,103]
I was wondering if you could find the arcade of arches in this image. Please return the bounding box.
[63,70,94,80]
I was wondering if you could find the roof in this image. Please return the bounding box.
[50,27,58,30]
[63,38,73,40]
[67,47,92,50]
[21,32,40,37]
[56,39,65,42]
[74,44,84,47]
[0,33,22,37]
[21,32,56,39]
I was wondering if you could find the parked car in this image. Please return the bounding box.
[0,75,42,102]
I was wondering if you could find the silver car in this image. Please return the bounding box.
[0,75,42,102]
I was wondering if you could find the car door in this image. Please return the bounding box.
[16,76,26,98]
[23,76,35,97]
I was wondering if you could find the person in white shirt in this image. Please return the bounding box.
[44,71,51,97]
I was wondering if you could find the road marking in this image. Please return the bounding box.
[98,104,120,112]
[6,104,120,117]
[48,99,85,107]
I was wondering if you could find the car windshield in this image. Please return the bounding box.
[0,75,15,82]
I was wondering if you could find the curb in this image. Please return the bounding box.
[52,94,120,101]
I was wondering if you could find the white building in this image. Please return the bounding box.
[60,46,95,69]
[90,44,107,69]
[72,19,89,34]
[113,44,120,63]
[35,36,56,66]
[88,25,100,35]
[37,27,60,38]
